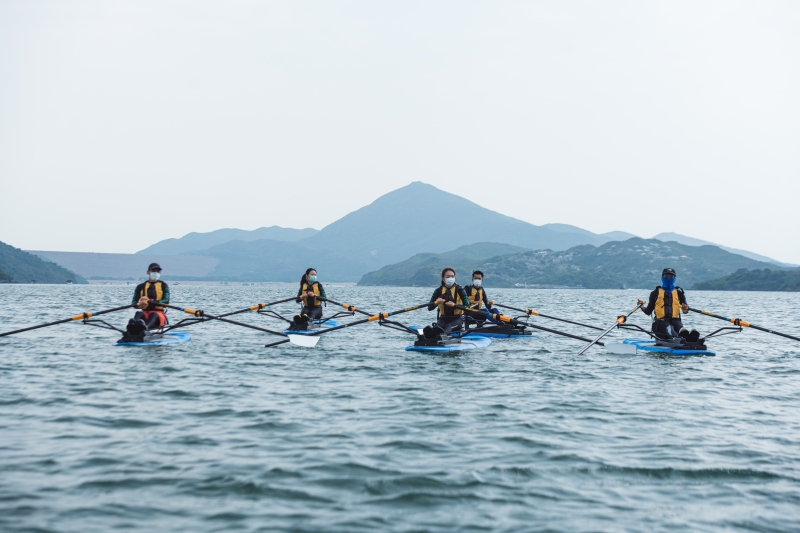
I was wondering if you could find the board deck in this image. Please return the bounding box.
[116,330,191,346]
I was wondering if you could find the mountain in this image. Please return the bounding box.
[137,226,319,255]
[543,223,638,242]
[358,238,788,289]
[0,267,12,282]
[694,268,800,291]
[300,182,630,270]
[0,241,86,284]
[29,251,219,280]
[652,232,794,267]
[195,238,371,282]
[358,242,531,286]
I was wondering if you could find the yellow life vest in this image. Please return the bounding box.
[139,281,165,310]
[301,282,322,307]
[654,287,681,320]
[467,286,484,309]
[438,286,464,316]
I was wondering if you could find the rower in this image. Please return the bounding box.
[465,270,498,325]
[637,267,699,342]
[290,268,327,329]
[125,263,169,336]
[426,267,469,336]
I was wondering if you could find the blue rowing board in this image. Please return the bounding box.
[622,337,716,356]
[284,319,340,335]
[116,330,191,346]
[409,325,533,339]
[406,335,492,353]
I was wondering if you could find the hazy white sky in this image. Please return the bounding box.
[1,1,798,262]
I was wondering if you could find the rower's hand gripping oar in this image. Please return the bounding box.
[451,305,605,344]
[689,307,800,343]
[265,302,430,348]
[576,303,643,356]
[164,304,319,347]
[490,303,603,331]
[0,304,134,338]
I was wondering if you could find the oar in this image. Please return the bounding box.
[689,307,800,343]
[451,305,604,344]
[576,304,642,356]
[164,304,319,347]
[215,296,299,319]
[265,302,430,348]
[317,297,372,317]
[0,304,134,338]
[491,303,602,331]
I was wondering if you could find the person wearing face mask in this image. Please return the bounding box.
[465,270,497,324]
[125,263,170,336]
[290,268,327,329]
[426,267,470,335]
[637,267,699,342]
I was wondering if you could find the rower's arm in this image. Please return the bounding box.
[131,284,142,306]
[482,290,491,307]
[296,287,304,302]
[158,282,170,305]
[641,290,657,316]
[318,283,327,300]
[427,289,439,311]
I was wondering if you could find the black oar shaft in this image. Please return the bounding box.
[318,297,373,317]
[689,307,800,343]
[491,303,602,331]
[216,297,298,319]
[576,304,642,356]
[164,305,287,337]
[0,305,134,338]
[265,302,429,348]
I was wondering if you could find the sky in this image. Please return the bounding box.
[1,1,798,262]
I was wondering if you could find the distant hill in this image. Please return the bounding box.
[0,267,12,282]
[694,268,800,291]
[30,251,219,280]
[359,243,531,286]
[652,232,794,267]
[0,241,86,284]
[300,182,633,270]
[358,238,788,289]
[137,226,319,255]
[196,238,371,282]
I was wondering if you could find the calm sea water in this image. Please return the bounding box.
[1,284,799,533]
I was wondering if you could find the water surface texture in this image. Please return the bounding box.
[1,285,799,532]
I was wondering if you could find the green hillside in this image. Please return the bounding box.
[0,241,86,284]
[694,269,800,291]
[359,243,531,286]
[358,238,786,289]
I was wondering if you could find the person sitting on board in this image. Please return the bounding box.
[465,270,498,325]
[637,267,699,342]
[425,267,470,336]
[125,263,170,336]
[290,268,327,329]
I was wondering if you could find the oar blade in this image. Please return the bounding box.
[287,334,320,348]
[605,343,638,355]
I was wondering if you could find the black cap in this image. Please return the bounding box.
[147,263,162,272]
[662,268,676,276]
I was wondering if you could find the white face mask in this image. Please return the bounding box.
[472,279,482,287]
[149,271,160,282]
[444,276,455,287]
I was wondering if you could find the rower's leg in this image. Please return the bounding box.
[127,311,147,334]
[308,307,323,321]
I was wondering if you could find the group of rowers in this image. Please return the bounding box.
[125,263,700,343]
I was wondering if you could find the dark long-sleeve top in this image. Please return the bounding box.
[465,284,490,308]
[641,286,686,318]
[131,280,170,311]
[296,282,327,306]
[428,284,470,312]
